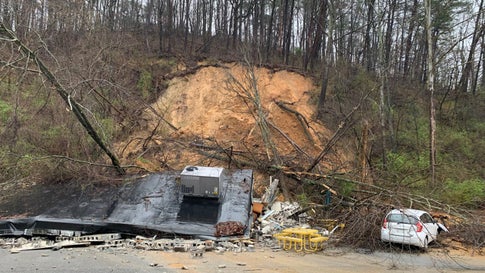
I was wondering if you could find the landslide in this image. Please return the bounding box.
[115,62,353,190]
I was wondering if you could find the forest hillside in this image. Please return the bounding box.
[0,0,484,249]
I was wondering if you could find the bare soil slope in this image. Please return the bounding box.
[116,63,352,178]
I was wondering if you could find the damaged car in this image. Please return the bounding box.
[381,208,448,249]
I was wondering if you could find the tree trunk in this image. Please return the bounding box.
[167,0,173,53]
[265,0,276,63]
[107,0,117,30]
[258,0,265,50]
[403,0,418,76]
[481,38,485,88]
[385,0,397,65]
[361,120,369,183]
[425,0,436,185]
[317,0,329,118]
[347,0,355,63]
[232,0,240,49]
[184,0,190,50]
[281,0,295,65]
[472,47,482,95]
[363,0,375,71]
[157,0,165,54]
[377,18,390,167]
[307,0,325,71]
[458,0,484,93]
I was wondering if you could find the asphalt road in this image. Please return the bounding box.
[0,247,175,273]
[1,246,484,273]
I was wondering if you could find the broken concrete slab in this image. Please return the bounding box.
[9,238,91,253]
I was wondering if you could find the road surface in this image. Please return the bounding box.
[1,246,484,273]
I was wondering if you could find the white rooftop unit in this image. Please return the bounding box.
[180,166,224,198]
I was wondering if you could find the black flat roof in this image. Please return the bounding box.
[0,169,253,238]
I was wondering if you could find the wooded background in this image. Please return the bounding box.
[1,0,483,86]
[0,0,484,211]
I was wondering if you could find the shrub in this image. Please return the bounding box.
[137,70,153,100]
[0,99,12,123]
[381,151,429,187]
[442,178,485,208]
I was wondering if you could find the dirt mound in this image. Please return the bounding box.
[116,63,351,176]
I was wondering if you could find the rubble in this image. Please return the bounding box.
[0,233,264,255]
[190,245,205,258]
[256,201,310,235]
[250,196,346,253]
[215,221,246,237]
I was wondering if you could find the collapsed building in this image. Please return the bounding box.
[0,166,253,240]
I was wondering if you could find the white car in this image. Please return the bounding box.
[381,208,448,249]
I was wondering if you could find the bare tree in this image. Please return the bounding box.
[265,0,277,62]
[402,0,419,76]
[482,36,485,88]
[425,0,436,185]
[363,0,376,71]
[458,0,484,93]
[317,0,330,118]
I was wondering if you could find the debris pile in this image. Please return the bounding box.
[253,178,312,235]
[0,233,267,255]
[257,201,310,235]
[248,177,345,253]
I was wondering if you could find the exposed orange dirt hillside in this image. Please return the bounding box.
[116,63,352,178]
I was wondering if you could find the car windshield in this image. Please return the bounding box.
[387,213,418,224]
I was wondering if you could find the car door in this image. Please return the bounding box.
[420,213,439,241]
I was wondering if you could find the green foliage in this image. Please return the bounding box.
[0,99,12,123]
[137,70,153,99]
[154,58,177,75]
[431,0,470,34]
[395,112,429,151]
[386,152,428,174]
[468,120,485,133]
[80,117,116,155]
[439,129,473,161]
[339,181,356,197]
[442,178,485,207]
[296,192,309,207]
[332,64,377,101]
[0,149,43,184]
[99,117,115,142]
[382,151,429,187]
[42,126,63,139]
[10,138,38,154]
[350,67,378,94]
